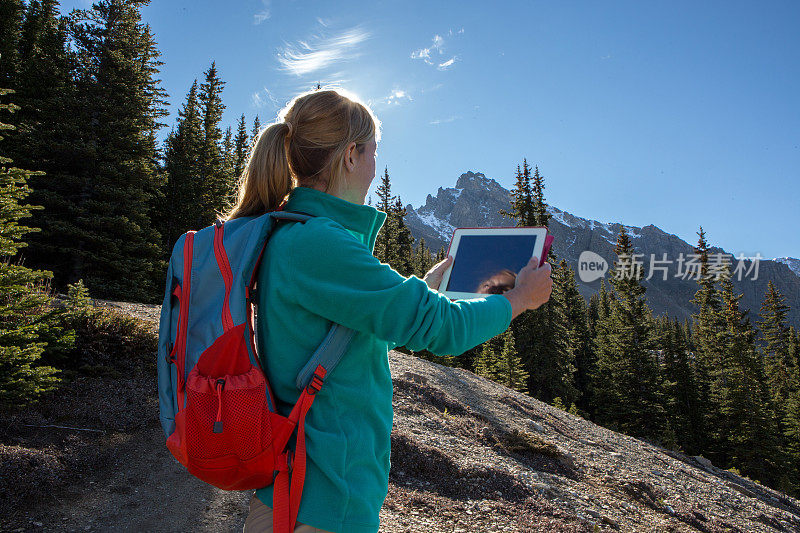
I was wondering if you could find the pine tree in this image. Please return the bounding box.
[222,126,233,172]
[793,327,800,378]
[3,0,80,285]
[757,281,797,409]
[555,258,591,410]
[756,281,799,492]
[158,80,204,251]
[500,160,566,401]
[661,316,703,453]
[221,125,236,211]
[499,164,532,224]
[474,340,499,381]
[22,0,169,300]
[582,292,601,418]
[0,0,24,89]
[689,226,725,458]
[530,164,551,226]
[676,317,703,452]
[494,328,529,393]
[0,87,59,406]
[586,292,600,338]
[785,326,800,488]
[251,114,261,145]
[591,227,667,441]
[233,113,249,179]
[392,196,414,276]
[715,263,793,490]
[412,236,434,279]
[197,61,227,223]
[588,281,612,417]
[373,167,396,265]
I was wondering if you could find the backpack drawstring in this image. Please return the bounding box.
[213,378,225,433]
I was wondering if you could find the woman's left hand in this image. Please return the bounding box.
[423,256,453,291]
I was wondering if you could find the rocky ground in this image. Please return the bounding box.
[2,301,800,532]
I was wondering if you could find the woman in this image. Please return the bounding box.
[225,88,552,533]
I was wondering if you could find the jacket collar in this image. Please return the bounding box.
[281,186,387,252]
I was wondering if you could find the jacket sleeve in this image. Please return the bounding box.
[287,219,513,356]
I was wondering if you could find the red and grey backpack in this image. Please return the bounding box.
[157,207,354,533]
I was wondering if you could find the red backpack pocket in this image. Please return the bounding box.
[167,324,276,490]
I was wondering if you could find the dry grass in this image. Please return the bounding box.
[499,428,562,458]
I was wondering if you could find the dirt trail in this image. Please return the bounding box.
[4,301,253,532]
[26,422,252,532]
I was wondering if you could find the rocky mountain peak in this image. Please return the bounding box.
[456,170,487,189]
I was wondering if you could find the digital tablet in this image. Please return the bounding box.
[437,226,550,300]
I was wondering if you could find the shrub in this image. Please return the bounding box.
[47,281,157,376]
[500,428,561,458]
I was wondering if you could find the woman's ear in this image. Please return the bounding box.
[343,142,357,172]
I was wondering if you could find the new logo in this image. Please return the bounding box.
[578,251,608,282]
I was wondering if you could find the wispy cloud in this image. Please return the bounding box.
[411,34,443,66]
[251,86,281,109]
[411,29,464,69]
[421,83,443,93]
[411,48,432,65]
[387,89,412,105]
[432,34,444,53]
[277,26,370,76]
[254,0,270,24]
[370,88,413,108]
[437,57,457,70]
[429,115,461,125]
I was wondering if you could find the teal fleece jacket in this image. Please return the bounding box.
[254,185,512,533]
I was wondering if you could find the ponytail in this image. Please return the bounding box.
[224,87,381,220]
[225,122,294,219]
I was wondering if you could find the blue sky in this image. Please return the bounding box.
[60,1,800,260]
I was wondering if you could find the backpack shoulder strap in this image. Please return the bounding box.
[268,210,314,222]
[263,210,357,389]
[295,324,355,390]
[270,211,355,390]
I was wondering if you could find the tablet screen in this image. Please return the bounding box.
[445,234,540,294]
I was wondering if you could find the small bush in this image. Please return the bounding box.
[47,281,157,376]
[500,429,561,458]
[2,279,157,412]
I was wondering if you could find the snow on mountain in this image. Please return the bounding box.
[546,205,642,245]
[774,257,800,277]
[415,210,456,242]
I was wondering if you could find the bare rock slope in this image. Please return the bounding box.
[386,351,800,532]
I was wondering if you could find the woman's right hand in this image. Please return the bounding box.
[503,257,553,320]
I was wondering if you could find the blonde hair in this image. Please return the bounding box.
[225,87,381,219]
